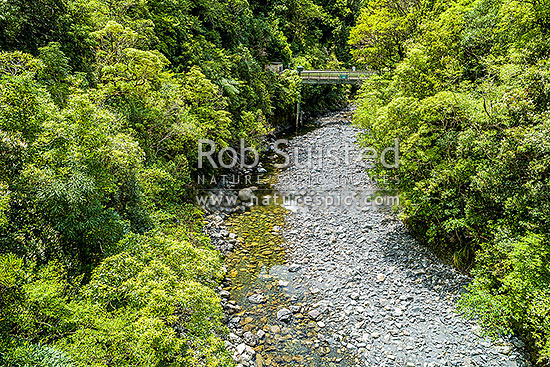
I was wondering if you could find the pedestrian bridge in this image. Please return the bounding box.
[300,70,374,85]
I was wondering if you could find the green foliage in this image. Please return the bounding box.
[0,182,10,230]
[0,218,231,367]
[351,0,550,362]
[37,43,72,106]
[0,50,230,365]
[0,253,25,334]
[239,110,270,147]
[179,67,233,147]
[349,0,422,70]
[0,0,364,364]
[1,341,74,367]
[57,231,229,367]
[10,93,145,264]
[0,0,95,70]
[460,234,550,345]
[0,254,76,351]
[392,46,441,99]
[0,53,53,143]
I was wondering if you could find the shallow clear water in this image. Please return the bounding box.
[222,121,357,365]
[224,205,353,366]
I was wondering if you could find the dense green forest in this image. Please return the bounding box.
[350,0,550,363]
[2,0,550,364]
[0,0,361,365]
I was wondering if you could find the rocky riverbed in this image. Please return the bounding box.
[207,108,530,367]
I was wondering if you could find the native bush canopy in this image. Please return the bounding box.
[351,0,550,362]
[0,0,363,365]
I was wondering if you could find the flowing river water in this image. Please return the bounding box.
[216,108,528,367]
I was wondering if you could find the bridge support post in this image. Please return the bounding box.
[296,66,303,131]
[296,100,300,130]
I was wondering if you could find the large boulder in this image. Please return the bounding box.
[238,188,254,202]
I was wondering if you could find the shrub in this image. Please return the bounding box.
[58,231,230,367]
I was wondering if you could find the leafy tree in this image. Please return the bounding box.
[351,0,550,362]
[349,0,422,70]
[0,0,94,70]
[0,0,364,364]
[38,43,72,106]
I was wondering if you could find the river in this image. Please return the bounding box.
[212,107,527,367]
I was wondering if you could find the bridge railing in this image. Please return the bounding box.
[300,70,375,84]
